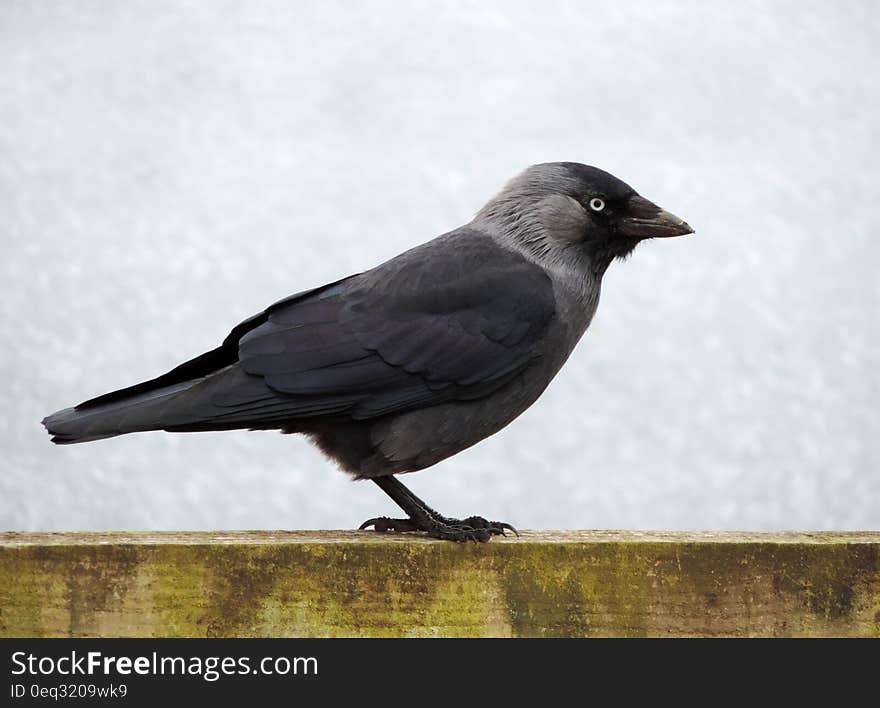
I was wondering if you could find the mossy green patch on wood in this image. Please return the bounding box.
[1,531,879,638]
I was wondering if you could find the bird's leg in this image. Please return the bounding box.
[359,475,517,543]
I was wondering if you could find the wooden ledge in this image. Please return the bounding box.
[2,531,879,637]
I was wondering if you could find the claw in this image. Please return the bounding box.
[359,517,418,532]
[455,516,518,537]
[496,522,519,537]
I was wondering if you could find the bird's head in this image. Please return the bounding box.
[477,162,693,275]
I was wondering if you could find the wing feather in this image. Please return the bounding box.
[181,231,556,427]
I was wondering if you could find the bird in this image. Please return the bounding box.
[43,162,693,542]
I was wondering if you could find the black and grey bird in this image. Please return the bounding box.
[43,162,693,541]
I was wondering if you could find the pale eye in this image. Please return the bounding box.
[589,197,605,212]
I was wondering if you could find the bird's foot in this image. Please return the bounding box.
[359,515,517,543]
[445,516,519,539]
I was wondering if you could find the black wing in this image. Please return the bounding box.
[217,231,556,423]
[79,230,556,427]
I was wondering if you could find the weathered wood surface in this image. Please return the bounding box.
[2,531,879,637]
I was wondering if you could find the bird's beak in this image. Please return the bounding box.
[618,195,694,239]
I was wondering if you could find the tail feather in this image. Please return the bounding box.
[43,362,357,444]
[42,380,198,444]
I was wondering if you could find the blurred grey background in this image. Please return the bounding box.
[2,1,878,532]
